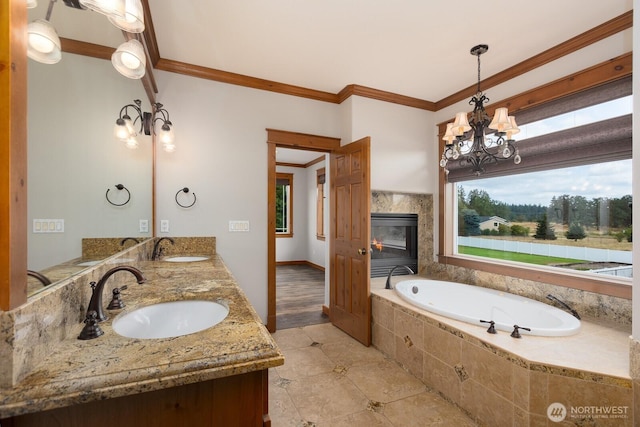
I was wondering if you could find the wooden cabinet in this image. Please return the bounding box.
[3,370,271,427]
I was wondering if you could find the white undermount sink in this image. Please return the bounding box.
[112,300,229,339]
[164,256,210,262]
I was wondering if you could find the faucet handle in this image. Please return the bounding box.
[510,325,531,339]
[480,319,497,334]
[78,311,104,340]
[107,286,127,310]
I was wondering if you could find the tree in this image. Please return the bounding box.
[460,209,481,236]
[534,213,557,240]
[565,223,586,241]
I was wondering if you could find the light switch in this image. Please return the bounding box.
[33,219,64,233]
[229,220,250,232]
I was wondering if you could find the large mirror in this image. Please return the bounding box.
[27,2,153,296]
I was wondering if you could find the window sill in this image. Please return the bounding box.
[437,254,631,299]
[316,235,325,241]
[276,233,293,239]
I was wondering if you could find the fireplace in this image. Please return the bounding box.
[370,213,418,278]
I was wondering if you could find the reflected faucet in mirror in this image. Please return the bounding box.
[152,237,175,260]
[27,270,52,287]
[87,266,146,322]
[120,237,140,247]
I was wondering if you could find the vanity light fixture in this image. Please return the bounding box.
[111,39,146,79]
[27,0,146,78]
[114,99,176,152]
[27,0,62,64]
[439,44,521,176]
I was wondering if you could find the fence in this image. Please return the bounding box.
[458,236,632,264]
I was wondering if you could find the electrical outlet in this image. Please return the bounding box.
[139,219,149,233]
[160,220,169,233]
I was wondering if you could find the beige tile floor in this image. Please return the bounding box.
[269,323,477,427]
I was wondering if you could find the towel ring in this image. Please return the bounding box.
[175,187,196,208]
[106,184,131,206]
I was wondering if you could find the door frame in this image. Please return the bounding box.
[266,129,342,332]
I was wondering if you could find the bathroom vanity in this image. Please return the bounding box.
[0,241,283,426]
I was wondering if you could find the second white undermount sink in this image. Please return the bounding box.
[112,300,228,339]
[164,256,210,262]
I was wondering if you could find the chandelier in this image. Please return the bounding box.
[114,99,175,152]
[440,44,521,176]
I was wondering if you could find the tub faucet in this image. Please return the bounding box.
[385,265,415,289]
[546,294,581,320]
[152,237,175,260]
[86,266,146,322]
[27,270,52,286]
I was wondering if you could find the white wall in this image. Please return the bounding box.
[154,71,341,321]
[275,165,309,262]
[28,54,151,270]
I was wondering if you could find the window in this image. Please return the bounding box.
[316,168,325,240]
[441,77,632,296]
[276,172,293,237]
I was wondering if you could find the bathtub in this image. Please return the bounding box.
[394,279,581,336]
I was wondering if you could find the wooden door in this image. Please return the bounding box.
[330,137,371,346]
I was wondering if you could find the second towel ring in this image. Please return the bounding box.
[175,187,196,208]
[106,184,131,206]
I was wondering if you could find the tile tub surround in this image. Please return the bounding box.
[0,249,283,418]
[371,279,634,426]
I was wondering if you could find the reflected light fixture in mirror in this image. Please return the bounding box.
[111,39,146,79]
[27,0,62,64]
[114,99,176,152]
[27,0,146,78]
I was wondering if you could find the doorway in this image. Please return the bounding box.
[267,129,371,346]
[274,147,330,329]
[266,130,341,332]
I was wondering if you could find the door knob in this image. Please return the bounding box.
[358,248,367,255]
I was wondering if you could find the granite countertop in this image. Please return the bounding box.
[1,255,284,418]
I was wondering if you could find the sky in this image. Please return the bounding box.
[458,96,632,207]
[459,159,632,206]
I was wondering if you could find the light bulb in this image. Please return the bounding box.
[125,136,139,149]
[120,51,141,70]
[114,121,129,140]
[29,32,55,53]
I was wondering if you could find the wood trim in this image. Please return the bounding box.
[436,53,633,135]
[266,128,341,151]
[267,143,277,332]
[124,32,157,104]
[141,0,160,67]
[276,155,326,169]
[275,260,325,272]
[435,11,633,110]
[0,0,28,310]
[60,37,114,60]
[337,84,436,111]
[156,58,340,104]
[322,305,330,317]
[438,255,631,299]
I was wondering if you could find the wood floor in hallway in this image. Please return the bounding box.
[276,264,330,330]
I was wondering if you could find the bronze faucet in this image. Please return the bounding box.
[27,269,52,286]
[385,265,415,289]
[152,237,175,260]
[86,266,146,322]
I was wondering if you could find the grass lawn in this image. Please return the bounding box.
[458,246,586,265]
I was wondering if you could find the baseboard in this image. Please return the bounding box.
[276,260,325,272]
[322,305,330,317]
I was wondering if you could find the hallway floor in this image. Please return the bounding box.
[269,323,477,426]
